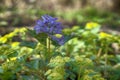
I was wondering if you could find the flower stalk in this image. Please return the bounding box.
[47,36,51,54]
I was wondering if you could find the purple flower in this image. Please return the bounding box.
[50,35,66,45]
[34,15,66,45]
[34,15,63,34]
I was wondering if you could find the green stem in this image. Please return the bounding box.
[104,44,108,78]
[78,66,84,80]
[41,37,51,80]
[48,37,51,54]
[78,71,81,80]
[46,37,51,60]
[93,39,97,54]
[97,48,102,58]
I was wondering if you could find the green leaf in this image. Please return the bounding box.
[25,59,39,70]
[91,27,100,34]
[27,29,47,45]
[0,66,3,73]
[20,41,37,48]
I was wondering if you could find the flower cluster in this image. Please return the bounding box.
[99,32,112,39]
[85,22,100,29]
[34,15,66,45]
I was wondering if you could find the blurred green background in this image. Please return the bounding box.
[0,0,120,35]
[0,1,120,80]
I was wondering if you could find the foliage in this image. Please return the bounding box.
[55,7,120,26]
[0,21,120,80]
[46,55,104,80]
[1,6,120,28]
